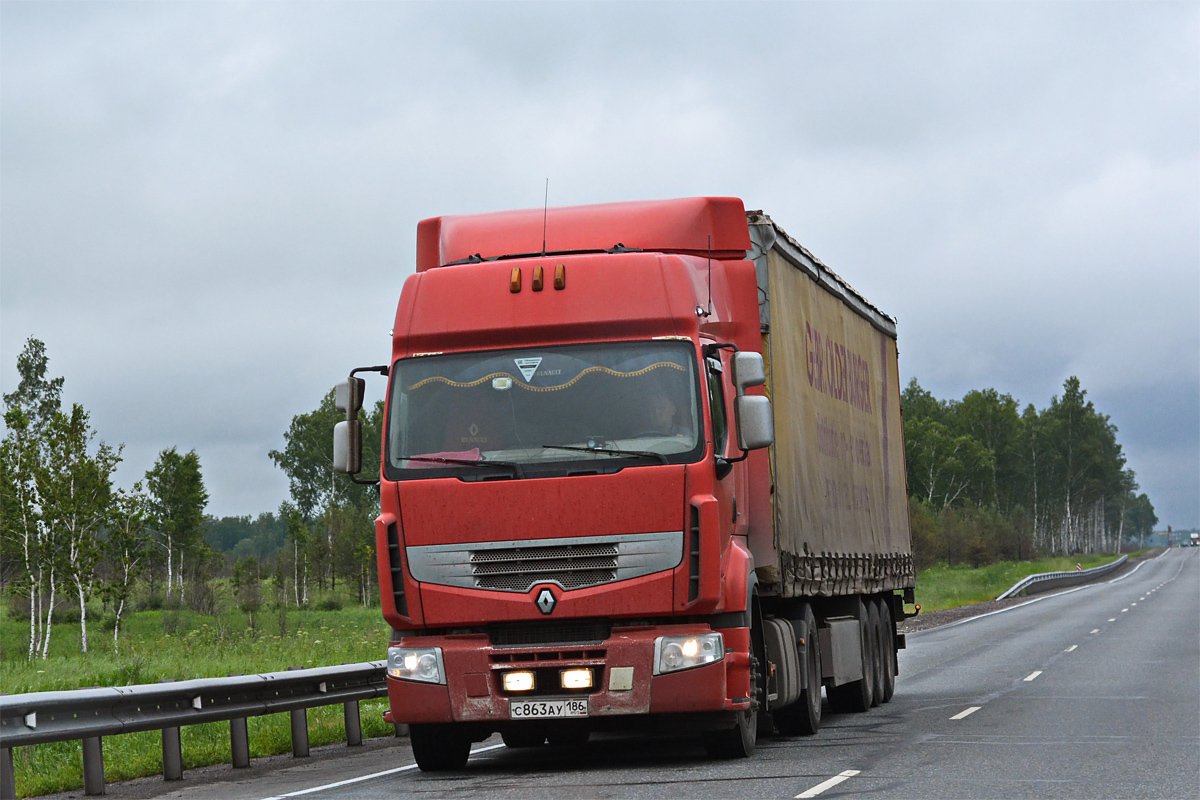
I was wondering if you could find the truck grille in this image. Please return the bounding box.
[471,543,618,590]
[406,531,683,593]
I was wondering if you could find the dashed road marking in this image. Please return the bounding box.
[1090,628,1100,634]
[1024,671,1043,682]
[1131,603,1137,606]
[950,706,981,720]
[796,770,861,798]
[1108,618,1117,622]
[1064,645,1078,652]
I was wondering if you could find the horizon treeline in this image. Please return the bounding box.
[902,376,1157,569]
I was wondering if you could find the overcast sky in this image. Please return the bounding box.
[2,1,1197,529]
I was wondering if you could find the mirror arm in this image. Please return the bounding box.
[351,365,389,378]
[702,342,739,359]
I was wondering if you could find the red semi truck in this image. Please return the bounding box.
[333,197,915,770]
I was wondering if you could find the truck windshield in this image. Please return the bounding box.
[385,341,702,480]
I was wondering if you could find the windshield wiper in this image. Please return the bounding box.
[402,455,524,479]
[542,444,668,465]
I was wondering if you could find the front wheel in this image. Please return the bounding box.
[410,723,471,771]
[702,707,757,758]
[703,651,760,758]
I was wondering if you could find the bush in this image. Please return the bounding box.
[315,597,343,612]
[138,592,164,612]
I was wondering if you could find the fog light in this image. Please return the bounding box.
[503,671,535,692]
[560,668,593,689]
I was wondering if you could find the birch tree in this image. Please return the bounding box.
[38,403,121,654]
[103,484,151,654]
[145,448,208,602]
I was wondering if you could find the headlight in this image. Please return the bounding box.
[387,646,446,684]
[653,633,724,675]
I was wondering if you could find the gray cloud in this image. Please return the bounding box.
[3,1,1196,527]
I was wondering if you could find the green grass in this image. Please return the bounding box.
[914,552,1135,612]
[1,600,395,797]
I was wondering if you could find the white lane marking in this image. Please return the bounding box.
[1121,608,1129,613]
[950,706,981,720]
[796,770,861,798]
[1090,629,1100,634]
[1024,671,1043,682]
[1108,618,1117,622]
[1131,603,1137,606]
[1064,645,1078,652]
[260,743,507,799]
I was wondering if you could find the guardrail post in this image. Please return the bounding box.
[1,745,16,800]
[344,700,362,746]
[82,736,105,795]
[230,718,250,768]
[161,726,183,781]
[158,679,183,781]
[226,674,250,768]
[287,667,309,757]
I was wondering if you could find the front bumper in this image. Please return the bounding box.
[387,624,750,726]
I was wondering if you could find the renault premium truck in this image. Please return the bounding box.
[333,197,915,770]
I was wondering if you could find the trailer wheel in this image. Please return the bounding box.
[410,723,471,771]
[774,603,822,736]
[868,600,885,707]
[827,597,875,713]
[878,598,896,703]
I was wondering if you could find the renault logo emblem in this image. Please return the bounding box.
[535,587,557,615]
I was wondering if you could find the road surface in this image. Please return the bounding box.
[88,548,1199,799]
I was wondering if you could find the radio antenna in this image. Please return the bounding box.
[541,178,549,256]
[706,234,713,317]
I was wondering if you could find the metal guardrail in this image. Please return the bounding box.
[995,555,1128,600]
[0,661,388,798]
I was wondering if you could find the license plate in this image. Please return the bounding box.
[508,697,589,719]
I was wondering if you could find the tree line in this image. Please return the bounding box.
[1,339,382,660]
[2,336,1161,659]
[902,375,1157,569]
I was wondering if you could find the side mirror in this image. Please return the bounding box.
[735,395,774,451]
[731,352,766,394]
[333,420,362,474]
[335,377,365,416]
[333,376,366,475]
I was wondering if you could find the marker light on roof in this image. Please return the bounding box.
[554,264,566,290]
[510,267,522,293]
[532,265,544,291]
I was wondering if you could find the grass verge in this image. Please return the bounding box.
[2,603,394,797]
[914,552,1133,612]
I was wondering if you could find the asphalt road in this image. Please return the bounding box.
[94,548,1199,800]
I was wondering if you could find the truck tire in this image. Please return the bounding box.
[868,600,885,707]
[773,603,821,736]
[702,652,760,758]
[827,597,875,713]
[410,723,471,771]
[878,598,896,703]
